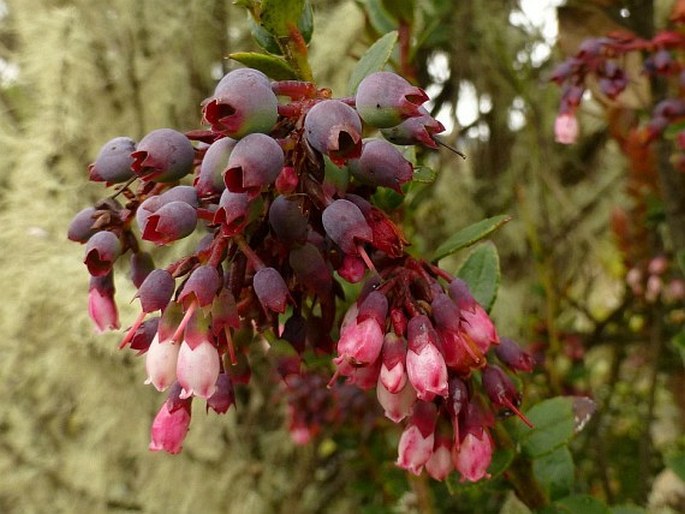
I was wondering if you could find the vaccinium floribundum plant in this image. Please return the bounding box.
[67,0,535,485]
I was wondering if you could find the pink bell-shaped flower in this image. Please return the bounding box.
[144,334,180,392]
[396,401,437,475]
[453,430,493,482]
[88,272,119,333]
[376,377,416,423]
[176,339,220,400]
[149,385,192,454]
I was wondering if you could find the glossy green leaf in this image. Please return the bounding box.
[260,0,305,37]
[533,446,574,500]
[489,447,515,478]
[229,52,297,80]
[456,242,500,311]
[356,0,397,35]
[248,16,283,54]
[347,30,398,94]
[433,214,511,261]
[514,397,575,458]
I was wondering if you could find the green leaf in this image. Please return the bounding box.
[260,0,305,37]
[347,31,398,94]
[514,397,575,458]
[533,446,575,500]
[356,0,397,35]
[433,214,511,261]
[229,52,297,80]
[412,165,437,184]
[663,120,685,140]
[500,492,533,514]
[381,0,414,24]
[665,451,685,482]
[555,495,610,514]
[488,447,515,478]
[456,242,500,311]
[609,506,646,514]
[248,15,283,54]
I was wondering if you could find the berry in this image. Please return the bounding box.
[202,68,278,138]
[355,71,428,128]
[131,128,195,182]
[224,133,284,194]
[380,108,445,148]
[88,136,136,184]
[348,138,413,192]
[84,230,122,277]
[304,100,362,165]
[196,137,236,196]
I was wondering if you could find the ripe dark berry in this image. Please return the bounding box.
[84,230,122,277]
[348,138,413,193]
[131,128,195,182]
[321,199,373,255]
[268,195,309,246]
[88,136,136,184]
[380,108,445,149]
[141,201,197,245]
[224,133,284,194]
[304,100,362,165]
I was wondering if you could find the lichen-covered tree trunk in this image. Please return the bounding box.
[0,2,359,512]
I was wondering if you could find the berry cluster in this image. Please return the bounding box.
[69,67,533,481]
[551,28,685,151]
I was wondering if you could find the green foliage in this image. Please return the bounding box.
[456,241,501,311]
[433,214,511,261]
[347,30,398,94]
[513,397,576,459]
[229,51,298,80]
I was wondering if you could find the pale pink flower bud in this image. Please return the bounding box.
[626,267,643,295]
[406,338,448,401]
[460,304,499,354]
[380,333,407,393]
[177,340,220,399]
[88,273,119,333]
[336,317,384,366]
[145,335,180,392]
[554,112,579,144]
[648,255,668,275]
[454,430,493,482]
[664,279,685,303]
[149,397,191,455]
[425,432,454,481]
[396,402,437,475]
[645,274,662,303]
[376,377,416,423]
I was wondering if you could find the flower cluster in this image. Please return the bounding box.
[68,67,533,480]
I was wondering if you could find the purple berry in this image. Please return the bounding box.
[137,269,175,313]
[348,138,413,193]
[213,190,252,236]
[131,128,195,182]
[196,137,236,196]
[202,68,278,138]
[141,201,197,245]
[380,107,445,148]
[355,71,428,128]
[321,199,373,255]
[224,133,284,194]
[289,243,332,298]
[88,136,136,184]
[178,265,222,308]
[268,195,309,246]
[304,100,362,165]
[68,207,98,243]
[253,267,290,313]
[129,251,155,288]
[84,231,122,277]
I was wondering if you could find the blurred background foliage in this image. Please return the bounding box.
[0,0,683,513]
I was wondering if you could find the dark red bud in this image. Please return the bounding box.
[178,265,221,308]
[137,269,175,312]
[253,267,290,314]
[495,338,536,373]
[322,199,373,255]
[206,373,235,414]
[129,251,155,289]
[357,290,388,328]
